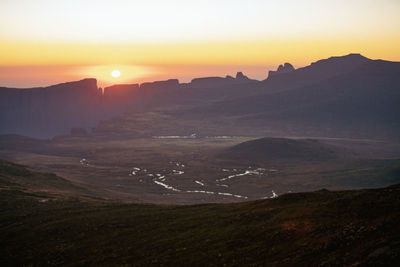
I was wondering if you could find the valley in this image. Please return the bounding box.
[1,134,399,204]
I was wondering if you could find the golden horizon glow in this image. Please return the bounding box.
[0,64,274,88]
[74,65,157,86]
[0,0,399,87]
[1,36,399,67]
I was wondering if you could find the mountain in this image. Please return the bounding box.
[102,83,140,115]
[190,72,255,87]
[263,53,372,91]
[92,53,399,140]
[268,62,295,78]
[179,54,400,140]
[0,78,186,138]
[0,79,103,138]
[1,54,399,140]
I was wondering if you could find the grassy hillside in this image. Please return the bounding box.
[0,159,89,198]
[1,159,399,266]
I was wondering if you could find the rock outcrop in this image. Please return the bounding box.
[235,71,250,81]
[268,63,295,78]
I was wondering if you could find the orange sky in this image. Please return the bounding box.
[0,0,399,88]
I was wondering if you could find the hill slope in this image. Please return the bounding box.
[221,137,341,163]
[0,158,88,198]
[1,185,399,266]
[0,159,399,266]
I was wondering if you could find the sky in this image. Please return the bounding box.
[0,0,399,87]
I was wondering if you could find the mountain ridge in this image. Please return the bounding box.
[1,53,399,139]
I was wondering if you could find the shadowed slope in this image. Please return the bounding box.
[1,178,399,266]
[221,137,340,163]
[0,158,88,197]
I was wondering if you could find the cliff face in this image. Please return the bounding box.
[0,79,103,138]
[102,83,140,115]
[0,78,188,138]
[102,79,183,113]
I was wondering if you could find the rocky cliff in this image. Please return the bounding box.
[0,79,103,138]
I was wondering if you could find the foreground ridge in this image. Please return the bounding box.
[1,160,399,266]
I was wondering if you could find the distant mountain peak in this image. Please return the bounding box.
[236,72,249,80]
[277,63,295,72]
[311,53,371,67]
[343,53,366,58]
[331,53,369,61]
[268,62,295,78]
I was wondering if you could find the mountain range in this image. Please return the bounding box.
[0,53,399,140]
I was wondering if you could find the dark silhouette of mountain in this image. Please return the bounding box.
[268,62,295,78]
[0,78,185,137]
[0,53,398,140]
[0,79,102,138]
[101,74,260,114]
[180,54,400,140]
[190,76,236,87]
[235,71,251,81]
[140,78,180,90]
[189,72,256,88]
[102,83,140,115]
[263,53,372,92]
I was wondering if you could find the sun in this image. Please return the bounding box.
[111,69,121,78]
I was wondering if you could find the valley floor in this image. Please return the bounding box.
[1,135,399,204]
